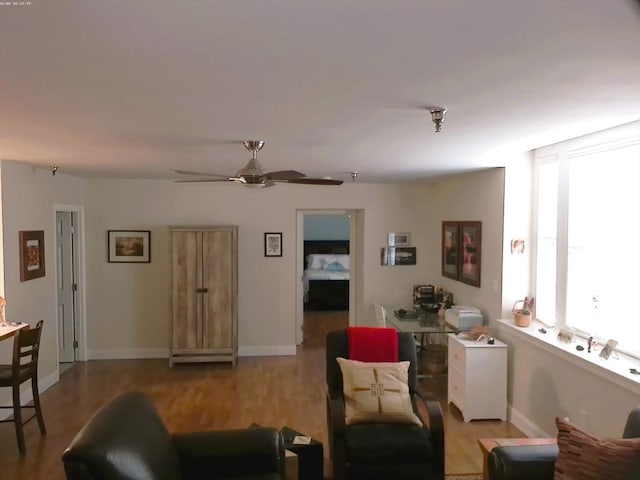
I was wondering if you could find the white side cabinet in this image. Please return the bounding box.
[447,333,507,422]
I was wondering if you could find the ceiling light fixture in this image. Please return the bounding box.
[429,107,447,133]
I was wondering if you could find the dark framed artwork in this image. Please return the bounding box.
[108,230,151,263]
[19,230,46,282]
[441,221,459,280]
[264,232,283,257]
[459,221,482,287]
[381,247,417,266]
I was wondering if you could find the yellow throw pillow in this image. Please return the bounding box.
[554,416,640,480]
[336,357,422,426]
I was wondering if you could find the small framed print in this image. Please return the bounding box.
[387,232,410,247]
[557,328,574,344]
[19,230,46,281]
[599,339,618,360]
[264,232,283,257]
[108,230,151,263]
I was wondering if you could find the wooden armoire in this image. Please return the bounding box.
[169,226,238,366]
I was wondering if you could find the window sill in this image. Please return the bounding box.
[496,318,640,396]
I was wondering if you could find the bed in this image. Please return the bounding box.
[303,240,350,311]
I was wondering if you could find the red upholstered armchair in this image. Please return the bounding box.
[325,329,445,480]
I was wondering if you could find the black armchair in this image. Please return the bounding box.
[488,405,640,480]
[325,329,445,480]
[62,391,285,480]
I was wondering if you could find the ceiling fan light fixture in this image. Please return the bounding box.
[429,107,447,133]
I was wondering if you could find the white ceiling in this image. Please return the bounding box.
[1,0,639,183]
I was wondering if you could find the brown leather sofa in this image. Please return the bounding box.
[488,406,640,480]
[62,391,286,480]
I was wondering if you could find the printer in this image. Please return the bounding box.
[445,306,484,331]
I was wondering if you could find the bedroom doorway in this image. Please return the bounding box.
[295,209,362,345]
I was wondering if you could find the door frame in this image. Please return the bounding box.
[295,209,362,345]
[53,205,87,366]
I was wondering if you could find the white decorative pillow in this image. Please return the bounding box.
[336,357,422,426]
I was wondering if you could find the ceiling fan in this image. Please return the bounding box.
[172,140,344,188]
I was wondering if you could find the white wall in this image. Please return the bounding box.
[0,161,85,403]
[425,168,506,321]
[85,179,491,357]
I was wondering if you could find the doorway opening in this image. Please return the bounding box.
[54,207,85,375]
[295,209,362,346]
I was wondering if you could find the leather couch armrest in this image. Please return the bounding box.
[326,389,345,438]
[172,426,285,479]
[414,391,444,476]
[488,444,558,480]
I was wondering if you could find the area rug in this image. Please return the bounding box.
[445,475,483,480]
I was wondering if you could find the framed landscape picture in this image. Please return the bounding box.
[19,230,46,281]
[108,230,151,263]
[441,221,459,280]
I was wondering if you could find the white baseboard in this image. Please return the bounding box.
[239,345,297,356]
[508,404,552,437]
[87,346,297,359]
[88,348,169,359]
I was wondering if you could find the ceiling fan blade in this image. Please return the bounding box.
[265,170,306,180]
[287,178,344,186]
[174,178,231,183]
[172,169,232,178]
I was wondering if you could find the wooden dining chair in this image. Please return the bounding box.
[0,320,46,453]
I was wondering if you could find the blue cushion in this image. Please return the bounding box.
[325,261,346,272]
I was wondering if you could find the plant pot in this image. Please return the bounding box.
[514,310,531,327]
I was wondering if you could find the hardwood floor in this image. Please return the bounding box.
[0,311,523,479]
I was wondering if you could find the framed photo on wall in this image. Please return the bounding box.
[387,232,411,247]
[19,230,46,281]
[441,221,459,280]
[264,232,283,257]
[108,230,151,263]
[459,221,482,287]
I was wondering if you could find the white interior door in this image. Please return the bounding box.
[56,211,77,363]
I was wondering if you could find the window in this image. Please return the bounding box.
[534,122,640,358]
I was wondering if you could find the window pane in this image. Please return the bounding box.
[566,143,640,355]
[535,162,558,326]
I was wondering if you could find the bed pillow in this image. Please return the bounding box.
[554,416,640,480]
[325,261,346,272]
[306,254,327,270]
[336,357,422,426]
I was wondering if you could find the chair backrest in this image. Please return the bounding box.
[326,329,418,394]
[12,320,43,378]
[373,303,387,327]
[62,391,183,480]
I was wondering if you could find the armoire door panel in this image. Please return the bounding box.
[202,231,233,349]
[171,231,200,350]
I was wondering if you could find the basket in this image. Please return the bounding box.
[512,300,532,327]
[424,344,447,374]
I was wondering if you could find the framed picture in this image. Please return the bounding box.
[441,221,459,280]
[381,247,416,266]
[459,221,482,287]
[264,232,283,257]
[599,339,618,360]
[387,232,411,247]
[108,230,151,263]
[19,230,46,281]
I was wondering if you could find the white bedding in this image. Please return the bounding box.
[303,269,350,301]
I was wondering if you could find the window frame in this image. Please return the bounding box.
[532,122,640,359]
